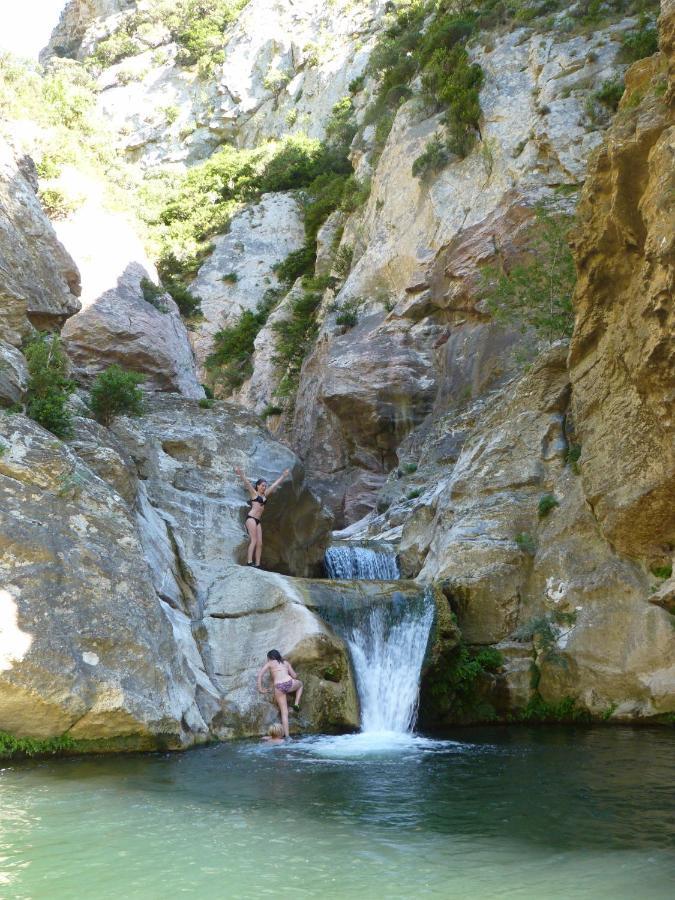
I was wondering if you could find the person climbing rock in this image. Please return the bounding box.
[234,465,290,567]
[256,649,303,740]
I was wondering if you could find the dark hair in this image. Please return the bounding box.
[255,478,267,489]
[267,649,283,662]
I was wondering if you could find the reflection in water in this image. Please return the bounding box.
[0,727,673,899]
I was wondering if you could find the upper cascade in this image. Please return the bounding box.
[325,545,400,581]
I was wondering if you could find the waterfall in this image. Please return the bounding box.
[321,590,434,734]
[324,545,399,580]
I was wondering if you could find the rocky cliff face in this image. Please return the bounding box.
[0,0,673,750]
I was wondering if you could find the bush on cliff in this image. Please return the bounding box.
[24,332,75,439]
[481,200,576,344]
[90,365,145,426]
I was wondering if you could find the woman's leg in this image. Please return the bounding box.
[245,519,258,564]
[291,678,303,708]
[254,524,262,567]
[275,689,290,738]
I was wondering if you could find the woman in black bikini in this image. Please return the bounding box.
[235,465,290,567]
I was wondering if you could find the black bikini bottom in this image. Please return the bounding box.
[245,516,262,527]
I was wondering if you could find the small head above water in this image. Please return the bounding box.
[267,649,283,662]
[268,723,284,739]
[254,478,268,494]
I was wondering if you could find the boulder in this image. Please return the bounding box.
[0,139,80,345]
[56,183,202,398]
[0,413,217,748]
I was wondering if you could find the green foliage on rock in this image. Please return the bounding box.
[272,277,328,400]
[140,277,168,312]
[538,493,559,518]
[206,288,284,393]
[90,365,145,426]
[424,641,504,722]
[481,201,576,344]
[517,694,592,723]
[621,13,659,62]
[0,730,76,760]
[87,0,248,76]
[24,332,75,439]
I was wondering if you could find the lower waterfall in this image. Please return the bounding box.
[321,589,434,733]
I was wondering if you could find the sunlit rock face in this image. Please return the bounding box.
[0,139,81,344]
[56,176,203,398]
[249,21,636,524]
[0,413,216,748]
[569,43,675,561]
[210,0,387,148]
[43,0,387,167]
[189,192,305,374]
[41,1,134,62]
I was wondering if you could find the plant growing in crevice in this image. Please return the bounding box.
[565,443,581,474]
[0,730,76,760]
[423,641,504,722]
[24,332,75,439]
[481,200,576,345]
[140,276,168,312]
[514,610,577,664]
[538,493,559,518]
[515,532,536,555]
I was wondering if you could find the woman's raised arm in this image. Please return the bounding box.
[268,468,290,495]
[235,465,257,498]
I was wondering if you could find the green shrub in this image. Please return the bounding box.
[221,271,239,283]
[198,397,215,409]
[425,641,504,721]
[621,14,658,62]
[412,135,450,178]
[24,332,75,438]
[333,244,354,279]
[594,78,624,111]
[164,279,202,318]
[407,488,422,500]
[90,365,145,426]
[515,532,536,555]
[514,610,577,663]
[565,443,581,474]
[140,276,168,312]
[206,288,283,393]
[274,245,316,284]
[201,383,214,399]
[349,74,366,94]
[401,462,418,475]
[262,404,284,418]
[38,186,81,219]
[272,280,325,399]
[481,201,576,344]
[538,493,559,518]
[518,694,591,723]
[90,30,139,68]
[651,565,672,580]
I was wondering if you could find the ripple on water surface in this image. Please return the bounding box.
[0,727,673,900]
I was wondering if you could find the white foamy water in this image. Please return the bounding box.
[324,545,399,580]
[323,589,435,734]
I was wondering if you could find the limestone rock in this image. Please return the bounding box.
[190,193,305,373]
[0,413,216,747]
[0,341,28,407]
[569,48,675,559]
[111,395,332,577]
[0,139,80,345]
[56,182,202,397]
[41,1,132,62]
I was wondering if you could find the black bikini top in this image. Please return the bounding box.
[250,494,267,507]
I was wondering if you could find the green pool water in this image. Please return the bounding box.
[1,727,673,899]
